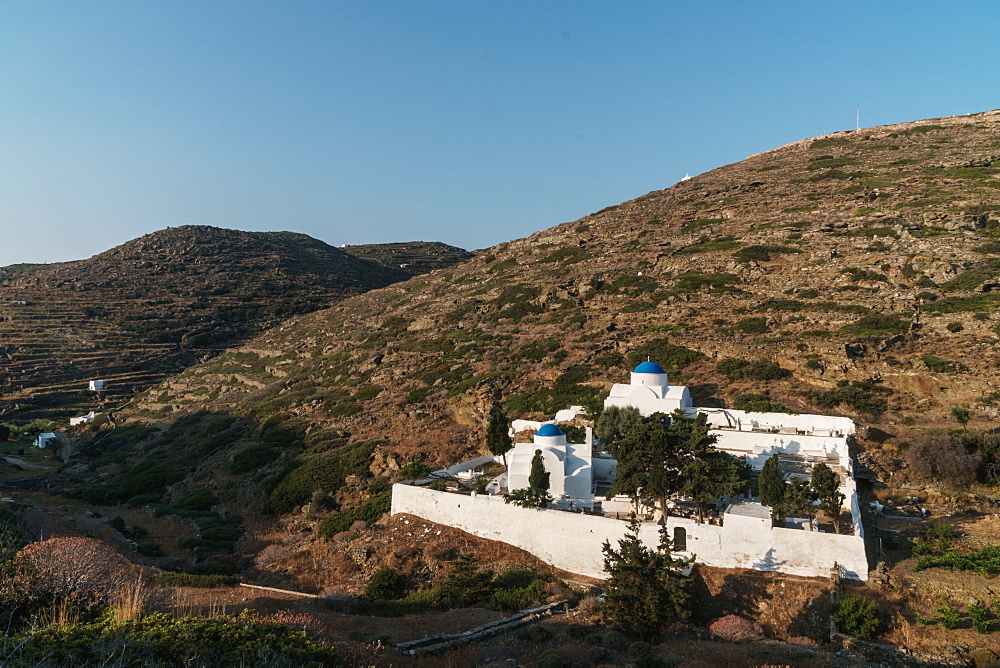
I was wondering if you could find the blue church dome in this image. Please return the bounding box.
[633,361,666,374]
[535,424,564,437]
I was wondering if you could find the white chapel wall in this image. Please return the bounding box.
[391,484,868,580]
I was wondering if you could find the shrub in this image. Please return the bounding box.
[946,321,964,333]
[716,358,790,382]
[365,567,406,600]
[840,312,910,337]
[398,461,432,480]
[752,298,804,311]
[187,559,237,576]
[681,217,725,233]
[733,245,801,263]
[940,262,1000,292]
[519,337,561,363]
[317,491,392,539]
[405,387,432,404]
[175,489,218,512]
[731,393,794,414]
[626,340,704,374]
[905,434,981,483]
[829,594,880,639]
[936,602,962,629]
[806,380,892,417]
[675,272,740,292]
[229,446,281,474]
[268,440,378,515]
[924,294,1000,313]
[920,354,969,373]
[515,624,552,643]
[137,542,164,557]
[735,316,770,334]
[709,615,764,642]
[15,537,143,607]
[3,612,338,665]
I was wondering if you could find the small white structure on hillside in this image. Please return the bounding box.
[34,432,57,448]
[507,424,595,509]
[604,361,692,415]
[88,380,105,392]
[70,411,100,426]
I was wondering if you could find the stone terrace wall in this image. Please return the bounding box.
[391,485,868,580]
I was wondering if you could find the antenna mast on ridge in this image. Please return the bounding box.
[856,108,860,131]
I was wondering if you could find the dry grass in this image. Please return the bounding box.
[170,588,230,618]
[108,575,158,622]
[32,598,80,628]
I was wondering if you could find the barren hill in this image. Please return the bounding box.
[0,226,468,419]
[67,110,1000,515]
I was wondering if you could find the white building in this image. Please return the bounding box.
[507,424,595,509]
[34,432,57,448]
[70,411,100,427]
[603,361,692,415]
[391,360,870,580]
[88,380,105,392]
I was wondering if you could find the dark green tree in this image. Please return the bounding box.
[365,566,406,600]
[680,451,752,522]
[528,449,550,493]
[758,453,786,522]
[829,594,881,639]
[601,521,691,638]
[810,462,845,533]
[0,424,10,442]
[594,405,643,450]
[782,478,818,530]
[503,450,552,509]
[441,552,491,607]
[486,408,513,465]
[610,411,721,517]
[398,461,432,480]
[504,487,551,508]
[951,405,970,430]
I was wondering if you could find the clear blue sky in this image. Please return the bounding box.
[1,1,997,266]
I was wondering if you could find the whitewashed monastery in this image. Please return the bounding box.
[391,361,870,580]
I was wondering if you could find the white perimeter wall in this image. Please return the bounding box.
[391,484,868,580]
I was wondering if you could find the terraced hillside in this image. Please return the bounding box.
[79,110,1000,524]
[0,226,470,420]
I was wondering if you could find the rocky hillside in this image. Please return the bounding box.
[72,110,1000,515]
[0,226,469,419]
[342,241,474,276]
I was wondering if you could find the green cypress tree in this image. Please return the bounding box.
[528,449,549,492]
[811,461,845,533]
[485,408,513,465]
[784,477,818,530]
[601,521,691,638]
[758,453,787,522]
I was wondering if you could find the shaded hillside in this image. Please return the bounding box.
[342,241,474,276]
[0,226,441,419]
[85,110,1000,515]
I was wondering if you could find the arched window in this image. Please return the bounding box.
[673,527,687,552]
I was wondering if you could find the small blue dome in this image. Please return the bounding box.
[536,424,563,437]
[633,361,666,374]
